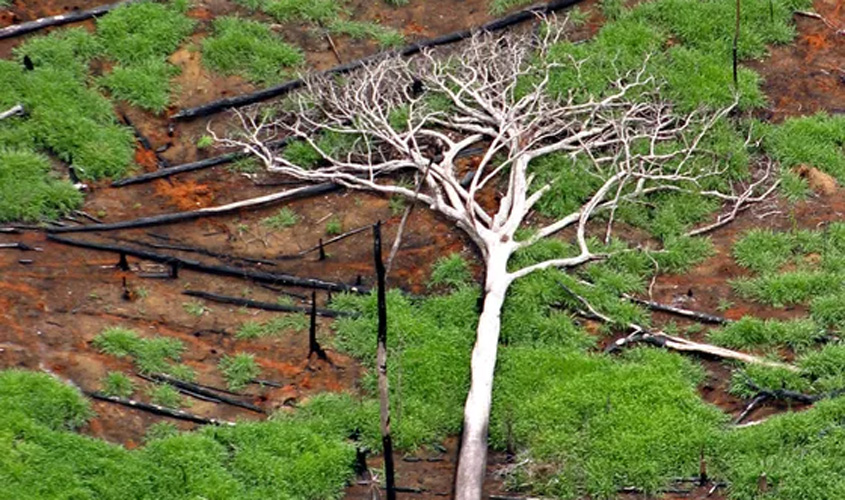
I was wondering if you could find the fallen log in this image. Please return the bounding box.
[183,289,357,318]
[48,234,370,293]
[132,239,277,267]
[623,295,731,325]
[0,242,39,251]
[170,0,587,120]
[112,152,241,187]
[147,373,265,413]
[48,182,339,233]
[0,0,144,40]
[87,391,235,426]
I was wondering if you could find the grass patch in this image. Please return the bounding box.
[202,16,304,84]
[0,369,357,499]
[261,207,299,230]
[99,58,179,112]
[218,353,261,391]
[763,113,845,184]
[490,347,725,498]
[325,216,343,236]
[147,383,186,409]
[100,371,135,398]
[708,316,825,353]
[263,0,344,24]
[92,326,189,377]
[428,253,473,290]
[96,0,195,65]
[236,315,308,340]
[328,20,405,48]
[0,149,82,222]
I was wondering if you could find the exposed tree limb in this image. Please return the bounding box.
[48,183,339,233]
[0,104,24,121]
[170,0,587,120]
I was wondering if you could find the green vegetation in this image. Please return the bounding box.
[708,317,825,353]
[0,369,357,499]
[490,0,534,14]
[202,16,304,84]
[491,348,725,498]
[101,371,135,398]
[196,135,215,149]
[763,113,845,185]
[218,353,261,391]
[3,30,134,181]
[182,301,209,317]
[92,326,191,377]
[263,0,343,24]
[325,216,343,236]
[261,207,299,229]
[327,20,405,48]
[147,384,185,409]
[0,149,82,222]
[731,224,845,306]
[236,315,308,340]
[97,0,195,112]
[428,253,473,290]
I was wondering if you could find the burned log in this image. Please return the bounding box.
[182,290,356,318]
[624,295,731,324]
[48,234,370,294]
[146,373,265,413]
[87,391,235,426]
[170,0,587,120]
[48,182,340,233]
[0,1,145,40]
[111,152,241,187]
[374,221,396,500]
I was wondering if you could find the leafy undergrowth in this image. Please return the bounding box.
[202,17,305,85]
[712,224,845,402]
[234,0,405,51]
[96,0,195,112]
[0,149,82,222]
[0,370,356,500]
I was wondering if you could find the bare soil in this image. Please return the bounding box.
[0,0,843,498]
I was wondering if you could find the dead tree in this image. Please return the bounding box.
[214,18,775,500]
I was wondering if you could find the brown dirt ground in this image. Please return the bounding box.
[0,0,843,498]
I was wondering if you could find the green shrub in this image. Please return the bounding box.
[428,253,473,289]
[97,0,195,65]
[810,292,845,330]
[732,271,843,306]
[0,149,82,222]
[764,113,845,183]
[147,384,185,409]
[0,370,91,430]
[101,372,135,398]
[93,326,185,376]
[100,58,179,112]
[708,316,824,353]
[263,0,343,24]
[219,353,261,391]
[202,16,304,84]
[12,27,102,79]
[325,216,343,236]
[328,20,404,48]
[261,207,298,229]
[490,348,726,498]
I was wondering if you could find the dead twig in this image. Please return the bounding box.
[0,104,24,120]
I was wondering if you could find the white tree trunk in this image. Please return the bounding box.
[455,245,512,500]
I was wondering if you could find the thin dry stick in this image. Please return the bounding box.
[385,160,433,276]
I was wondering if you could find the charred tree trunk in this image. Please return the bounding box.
[374,221,396,500]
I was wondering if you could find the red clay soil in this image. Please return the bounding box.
[749,0,845,121]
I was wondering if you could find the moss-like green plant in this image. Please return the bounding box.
[263,0,343,24]
[100,58,179,112]
[324,216,343,236]
[236,315,308,340]
[96,0,195,65]
[0,149,83,222]
[219,353,261,391]
[428,253,472,290]
[261,208,299,230]
[328,20,405,48]
[101,372,135,398]
[147,384,185,409]
[202,16,304,84]
[708,316,824,353]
